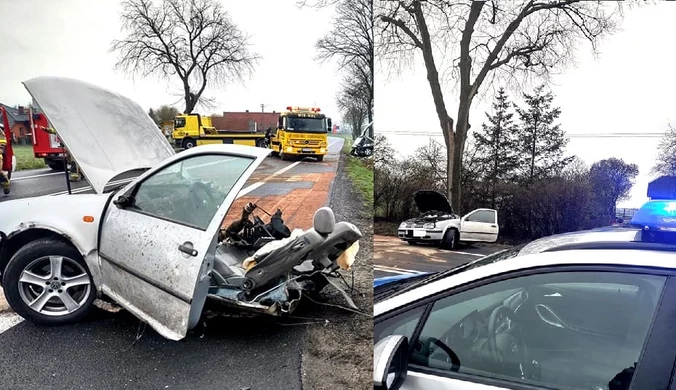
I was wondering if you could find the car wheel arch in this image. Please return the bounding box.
[0,227,88,284]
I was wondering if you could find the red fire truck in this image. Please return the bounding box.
[29,107,66,171]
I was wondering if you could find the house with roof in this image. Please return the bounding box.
[0,103,32,145]
[211,110,280,132]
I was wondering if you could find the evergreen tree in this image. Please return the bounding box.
[514,85,572,184]
[473,88,519,208]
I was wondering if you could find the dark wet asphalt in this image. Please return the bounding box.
[373,235,505,279]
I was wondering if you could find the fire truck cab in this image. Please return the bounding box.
[270,106,331,162]
[29,107,66,170]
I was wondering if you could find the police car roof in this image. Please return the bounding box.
[518,226,647,256]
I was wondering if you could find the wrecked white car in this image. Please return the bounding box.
[0,76,362,341]
[398,190,498,249]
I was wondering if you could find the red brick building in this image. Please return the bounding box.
[211,111,280,132]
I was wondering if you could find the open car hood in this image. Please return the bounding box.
[413,190,454,214]
[22,76,175,194]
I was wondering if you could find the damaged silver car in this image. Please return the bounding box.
[0,76,362,340]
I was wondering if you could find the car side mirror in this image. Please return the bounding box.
[113,194,133,209]
[374,335,409,390]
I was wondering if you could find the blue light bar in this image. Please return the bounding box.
[647,176,676,200]
[631,200,676,232]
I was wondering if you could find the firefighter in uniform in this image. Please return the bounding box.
[0,123,10,194]
[42,126,81,182]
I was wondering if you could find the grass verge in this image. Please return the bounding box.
[13,145,46,170]
[341,137,373,206]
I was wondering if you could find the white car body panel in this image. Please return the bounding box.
[374,248,676,317]
[23,76,176,194]
[401,371,505,390]
[0,193,111,286]
[458,208,498,243]
[99,145,270,340]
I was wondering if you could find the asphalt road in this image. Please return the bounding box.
[0,137,347,390]
[373,235,506,279]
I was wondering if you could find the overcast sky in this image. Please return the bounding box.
[0,0,340,119]
[375,3,675,209]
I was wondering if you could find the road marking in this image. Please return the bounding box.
[0,311,23,334]
[12,171,62,181]
[237,161,302,198]
[374,267,413,275]
[374,264,424,274]
[448,251,485,257]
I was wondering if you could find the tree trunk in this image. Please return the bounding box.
[451,100,471,213]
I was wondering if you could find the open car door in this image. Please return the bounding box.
[98,146,270,340]
[459,208,499,243]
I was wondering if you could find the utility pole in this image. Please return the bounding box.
[259,103,272,131]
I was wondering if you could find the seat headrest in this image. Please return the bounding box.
[313,207,335,235]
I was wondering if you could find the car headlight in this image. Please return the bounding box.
[286,146,294,152]
[423,223,435,229]
[399,222,407,228]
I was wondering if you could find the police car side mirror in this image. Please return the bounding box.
[374,335,409,390]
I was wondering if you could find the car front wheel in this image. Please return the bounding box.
[2,238,96,325]
[441,228,459,250]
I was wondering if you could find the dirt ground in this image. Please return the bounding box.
[0,288,7,313]
[300,153,373,390]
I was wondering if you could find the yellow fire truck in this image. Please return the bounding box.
[270,106,331,162]
[171,113,266,149]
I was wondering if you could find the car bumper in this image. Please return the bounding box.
[397,228,444,241]
[281,145,328,156]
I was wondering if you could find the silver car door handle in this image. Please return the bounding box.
[178,242,198,257]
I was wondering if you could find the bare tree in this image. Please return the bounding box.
[653,123,676,176]
[377,0,623,211]
[337,68,370,138]
[111,0,259,114]
[316,0,374,137]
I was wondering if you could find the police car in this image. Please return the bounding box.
[374,187,676,390]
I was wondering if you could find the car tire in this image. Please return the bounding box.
[441,229,459,250]
[2,238,97,326]
[407,240,418,245]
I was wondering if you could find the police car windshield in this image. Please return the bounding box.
[286,117,326,133]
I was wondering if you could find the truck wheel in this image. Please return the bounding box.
[256,139,267,148]
[441,229,459,250]
[47,161,65,171]
[2,238,97,325]
[279,151,290,161]
[182,138,196,149]
[316,155,324,162]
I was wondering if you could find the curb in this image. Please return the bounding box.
[325,138,345,208]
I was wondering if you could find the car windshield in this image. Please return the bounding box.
[285,117,326,133]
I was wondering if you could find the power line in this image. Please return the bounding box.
[377,130,667,138]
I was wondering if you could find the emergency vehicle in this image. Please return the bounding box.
[270,106,331,161]
[29,106,66,170]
